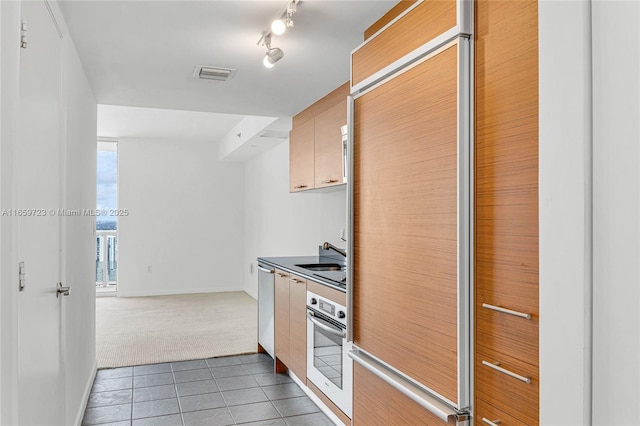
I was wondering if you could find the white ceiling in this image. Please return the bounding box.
[58,0,396,118]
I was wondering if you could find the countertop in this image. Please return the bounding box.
[257,255,347,293]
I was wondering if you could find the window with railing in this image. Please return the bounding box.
[96,231,117,286]
[96,140,118,291]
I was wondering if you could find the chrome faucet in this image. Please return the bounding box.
[322,242,346,258]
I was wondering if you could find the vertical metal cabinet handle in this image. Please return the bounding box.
[482,360,531,384]
[321,179,339,184]
[482,418,501,426]
[482,303,531,320]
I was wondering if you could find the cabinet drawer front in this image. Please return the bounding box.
[351,0,457,86]
[353,363,456,426]
[475,299,538,367]
[475,347,538,424]
[476,399,529,426]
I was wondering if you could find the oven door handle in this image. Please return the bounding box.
[307,311,346,338]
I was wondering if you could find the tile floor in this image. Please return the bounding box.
[83,353,335,426]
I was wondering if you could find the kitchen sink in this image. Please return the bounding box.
[296,263,346,272]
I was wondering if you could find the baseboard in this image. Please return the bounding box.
[245,287,258,300]
[288,371,346,426]
[116,286,244,298]
[74,359,97,426]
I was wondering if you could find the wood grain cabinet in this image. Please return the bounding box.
[288,274,307,380]
[274,270,291,368]
[351,0,457,86]
[474,0,539,424]
[273,269,307,381]
[289,82,349,192]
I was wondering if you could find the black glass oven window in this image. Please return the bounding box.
[313,328,343,389]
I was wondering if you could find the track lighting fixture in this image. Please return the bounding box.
[262,34,284,69]
[271,1,296,35]
[257,0,300,68]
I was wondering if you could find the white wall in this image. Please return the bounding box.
[60,20,98,424]
[243,141,347,299]
[591,1,640,423]
[117,138,245,297]
[540,1,640,424]
[539,1,593,423]
[0,1,97,424]
[0,2,20,424]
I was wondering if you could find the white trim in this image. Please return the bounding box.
[352,28,462,95]
[115,286,246,298]
[73,360,97,426]
[288,370,346,426]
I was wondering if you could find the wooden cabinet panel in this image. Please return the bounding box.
[288,275,307,380]
[475,399,528,426]
[353,44,459,403]
[352,0,457,86]
[474,0,539,422]
[274,270,290,367]
[314,100,346,188]
[289,119,315,192]
[363,0,417,40]
[353,364,456,426]
[475,346,538,425]
[475,303,538,367]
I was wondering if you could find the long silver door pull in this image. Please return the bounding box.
[56,282,70,298]
[482,418,501,426]
[482,360,531,384]
[306,312,346,338]
[257,265,274,274]
[482,303,531,320]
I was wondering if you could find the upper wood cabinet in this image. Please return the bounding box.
[289,82,349,192]
[314,101,345,188]
[351,0,467,87]
[289,119,315,192]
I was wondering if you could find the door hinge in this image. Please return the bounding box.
[20,20,27,49]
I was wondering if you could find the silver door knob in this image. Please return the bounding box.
[56,282,70,298]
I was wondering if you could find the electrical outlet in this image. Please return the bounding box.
[147,265,152,273]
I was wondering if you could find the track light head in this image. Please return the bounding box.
[263,47,284,68]
[271,19,286,35]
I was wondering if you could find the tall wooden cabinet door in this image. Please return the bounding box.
[289,119,315,192]
[475,0,539,422]
[288,275,307,380]
[352,40,466,406]
[314,101,346,187]
[274,270,291,367]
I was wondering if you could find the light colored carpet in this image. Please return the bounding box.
[96,292,257,368]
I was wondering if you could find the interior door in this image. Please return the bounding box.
[16,1,65,424]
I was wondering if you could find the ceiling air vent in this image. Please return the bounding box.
[193,65,237,81]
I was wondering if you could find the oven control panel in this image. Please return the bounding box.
[307,291,347,328]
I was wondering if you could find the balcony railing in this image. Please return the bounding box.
[96,230,117,288]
